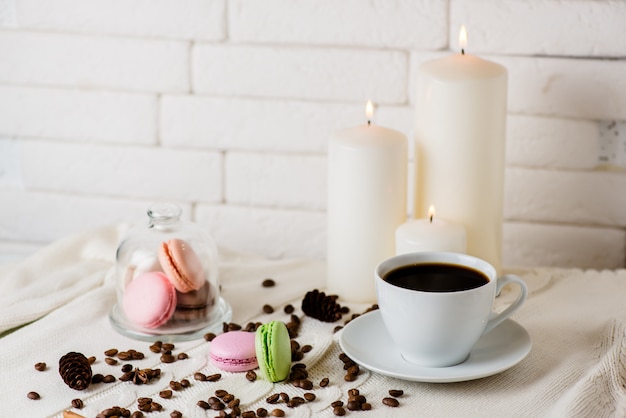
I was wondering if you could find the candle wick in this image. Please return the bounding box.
[429,214,433,223]
[367,120,371,126]
[461,48,465,55]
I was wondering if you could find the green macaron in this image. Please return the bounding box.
[255,320,291,382]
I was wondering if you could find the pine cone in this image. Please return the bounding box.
[301,289,343,322]
[59,352,92,390]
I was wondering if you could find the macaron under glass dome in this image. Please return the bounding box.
[110,203,231,341]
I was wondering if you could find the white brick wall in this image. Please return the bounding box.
[1,0,625,269]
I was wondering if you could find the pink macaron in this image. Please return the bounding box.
[210,331,258,372]
[122,271,177,329]
[158,238,206,293]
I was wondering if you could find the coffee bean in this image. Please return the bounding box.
[197,400,210,410]
[194,372,207,381]
[346,400,361,411]
[161,354,176,363]
[382,397,400,407]
[117,352,131,361]
[102,374,116,383]
[303,393,316,402]
[71,398,84,409]
[262,304,274,314]
[130,411,144,418]
[159,390,172,399]
[34,362,46,371]
[301,344,312,353]
[27,391,40,400]
[170,380,183,391]
[121,364,133,373]
[204,332,216,341]
[299,379,313,390]
[242,411,256,418]
[348,388,359,396]
[361,402,372,410]
[170,411,182,418]
[105,357,118,366]
[270,409,285,417]
[206,373,221,382]
[180,378,190,388]
[344,373,357,382]
[162,343,175,351]
[177,352,189,360]
[333,325,344,333]
[283,304,295,314]
[266,393,279,404]
[389,389,404,397]
[320,377,330,387]
[215,389,229,398]
[331,401,344,407]
[246,370,257,382]
[104,348,118,357]
[257,407,268,417]
[91,373,104,384]
[222,393,234,403]
[87,356,96,365]
[332,406,346,416]
[262,278,275,287]
[279,392,289,402]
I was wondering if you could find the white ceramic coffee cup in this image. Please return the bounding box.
[375,252,527,367]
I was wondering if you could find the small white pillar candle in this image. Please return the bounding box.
[395,205,466,255]
[327,101,408,303]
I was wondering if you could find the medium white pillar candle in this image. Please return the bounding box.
[414,26,507,272]
[327,101,408,303]
[395,205,466,255]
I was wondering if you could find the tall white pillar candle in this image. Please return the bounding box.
[327,102,408,303]
[414,27,507,272]
[396,205,466,255]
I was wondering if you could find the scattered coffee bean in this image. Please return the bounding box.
[162,343,175,351]
[270,409,285,417]
[331,401,344,407]
[160,353,176,363]
[197,400,210,410]
[104,357,118,366]
[177,352,188,360]
[320,377,330,387]
[262,278,276,287]
[333,326,344,333]
[299,379,313,390]
[266,393,280,404]
[102,374,116,383]
[121,364,133,373]
[34,362,46,371]
[333,406,346,416]
[242,411,256,418]
[361,402,372,410]
[304,393,316,402]
[71,398,84,409]
[279,392,289,402]
[159,390,172,399]
[104,348,118,357]
[283,304,295,314]
[170,411,182,418]
[203,332,216,341]
[301,344,312,353]
[246,370,257,382]
[389,389,404,397]
[257,407,268,417]
[262,304,274,314]
[27,391,40,400]
[223,322,242,332]
[91,373,104,384]
[382,397,400,407]
[97,406,131,418]
[130,411,144,418]
[169,380,183,391]
[180,378,190,388]
[206,373,221,382]
[194,372,207,381]
[87,356,96,365]
[215,389,228,398]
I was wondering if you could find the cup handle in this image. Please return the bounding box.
[482,274,528,335]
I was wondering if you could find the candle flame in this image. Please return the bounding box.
[365,100,374,125]
[459,25,467,54]
[428,205,436,223]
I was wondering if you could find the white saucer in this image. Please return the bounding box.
[339,310,531,383]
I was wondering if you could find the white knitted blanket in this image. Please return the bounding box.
[1,226,625,417]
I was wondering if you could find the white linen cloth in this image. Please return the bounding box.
[1,226,626,417]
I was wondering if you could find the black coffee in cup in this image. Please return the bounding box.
[383,263,489,292]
